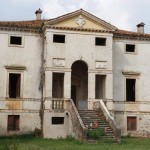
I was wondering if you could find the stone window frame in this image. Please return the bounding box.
[5,66,26,98]
[8,34,24,48]
[124,42,138,55]
[122,71,140,102]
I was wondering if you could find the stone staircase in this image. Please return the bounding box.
[78,110,118,143]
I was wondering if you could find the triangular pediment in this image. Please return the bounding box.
[44,9,117,31]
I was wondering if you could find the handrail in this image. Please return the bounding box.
[70,99,85,129]
[94,100,121,142]
[66,99,86,141]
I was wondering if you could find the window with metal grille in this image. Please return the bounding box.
[53,34,65,43]
[52,117,64,124]
[127,117,137,131]
[95,37,106,46]
[7,115,20,131]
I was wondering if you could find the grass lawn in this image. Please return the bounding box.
[0,136,149,150]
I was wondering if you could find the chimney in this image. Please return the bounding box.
[137,22,145,34]
[35,8,42,20]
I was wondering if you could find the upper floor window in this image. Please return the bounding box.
[10,36,22,45]
[95,37,106,46]
[126,44,135,52]
[126,78,136,102]
[9,73,21,98]
[5,66,26,98]
[122,71,140,102]
[53,34,65,43]
[9,35,24,47]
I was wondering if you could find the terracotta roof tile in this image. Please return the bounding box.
[0,19,48,29]
[114,29,150,37]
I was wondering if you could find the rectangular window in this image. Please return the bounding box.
[52,73,64,98]
[10,36,22,45]
[52,117,64,124]
[95,75,106,99]
[53,34,65,43]
[127,117,137,131]
[126,79,136,101]
[7,115,20,131]
[126,44,135,52]
[95,37,106,46]
[9,73,21,98]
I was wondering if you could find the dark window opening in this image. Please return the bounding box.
[9,73,21,98]
[126,79,136,102]
[7,115,20,131]
[10,36,22,45]
[95,75,106,99]
[53,34,65,43]
[95,37,106,46]
[127,117,137,131]
[52,117,64,124]
[126,44,135,52]
[52,73,64,98]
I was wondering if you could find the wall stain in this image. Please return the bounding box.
[6,99,22,110]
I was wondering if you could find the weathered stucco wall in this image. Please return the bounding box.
[113,39,150,136]
[43,111,73,138]
[0,112,40,135]
[44,29,113,105]
[0,30,42,98]
[0,30,42,135]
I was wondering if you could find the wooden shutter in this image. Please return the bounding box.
[7,115,20,131]
[127,117,137,131]
[14,115,20,130]
[8,115,14,131]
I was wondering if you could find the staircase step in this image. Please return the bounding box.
[78,110,118,143]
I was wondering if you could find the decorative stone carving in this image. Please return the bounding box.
[53,58,65,67]
[95,61,107,69]
[76,15,86,27]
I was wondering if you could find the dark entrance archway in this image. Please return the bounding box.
[71,60,88,109]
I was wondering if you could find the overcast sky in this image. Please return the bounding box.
[0,0,150,33]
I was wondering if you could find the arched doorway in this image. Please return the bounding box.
[71,60,88,110]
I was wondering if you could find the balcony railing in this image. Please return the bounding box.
[52,98,64,111]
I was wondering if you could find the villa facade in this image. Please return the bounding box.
[0,9,149,139]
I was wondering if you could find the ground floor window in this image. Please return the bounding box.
[52,117,64,124]
[7,115,20,131]
[127,116,137,131]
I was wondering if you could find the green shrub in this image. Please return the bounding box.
[87,128,105,139]
[32,128,41,137]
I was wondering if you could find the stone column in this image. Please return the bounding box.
[44,71,52,110]
[88,72,95,109]
[105,74,113,112]
[45,71,52,98]
[64,71,71,99]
